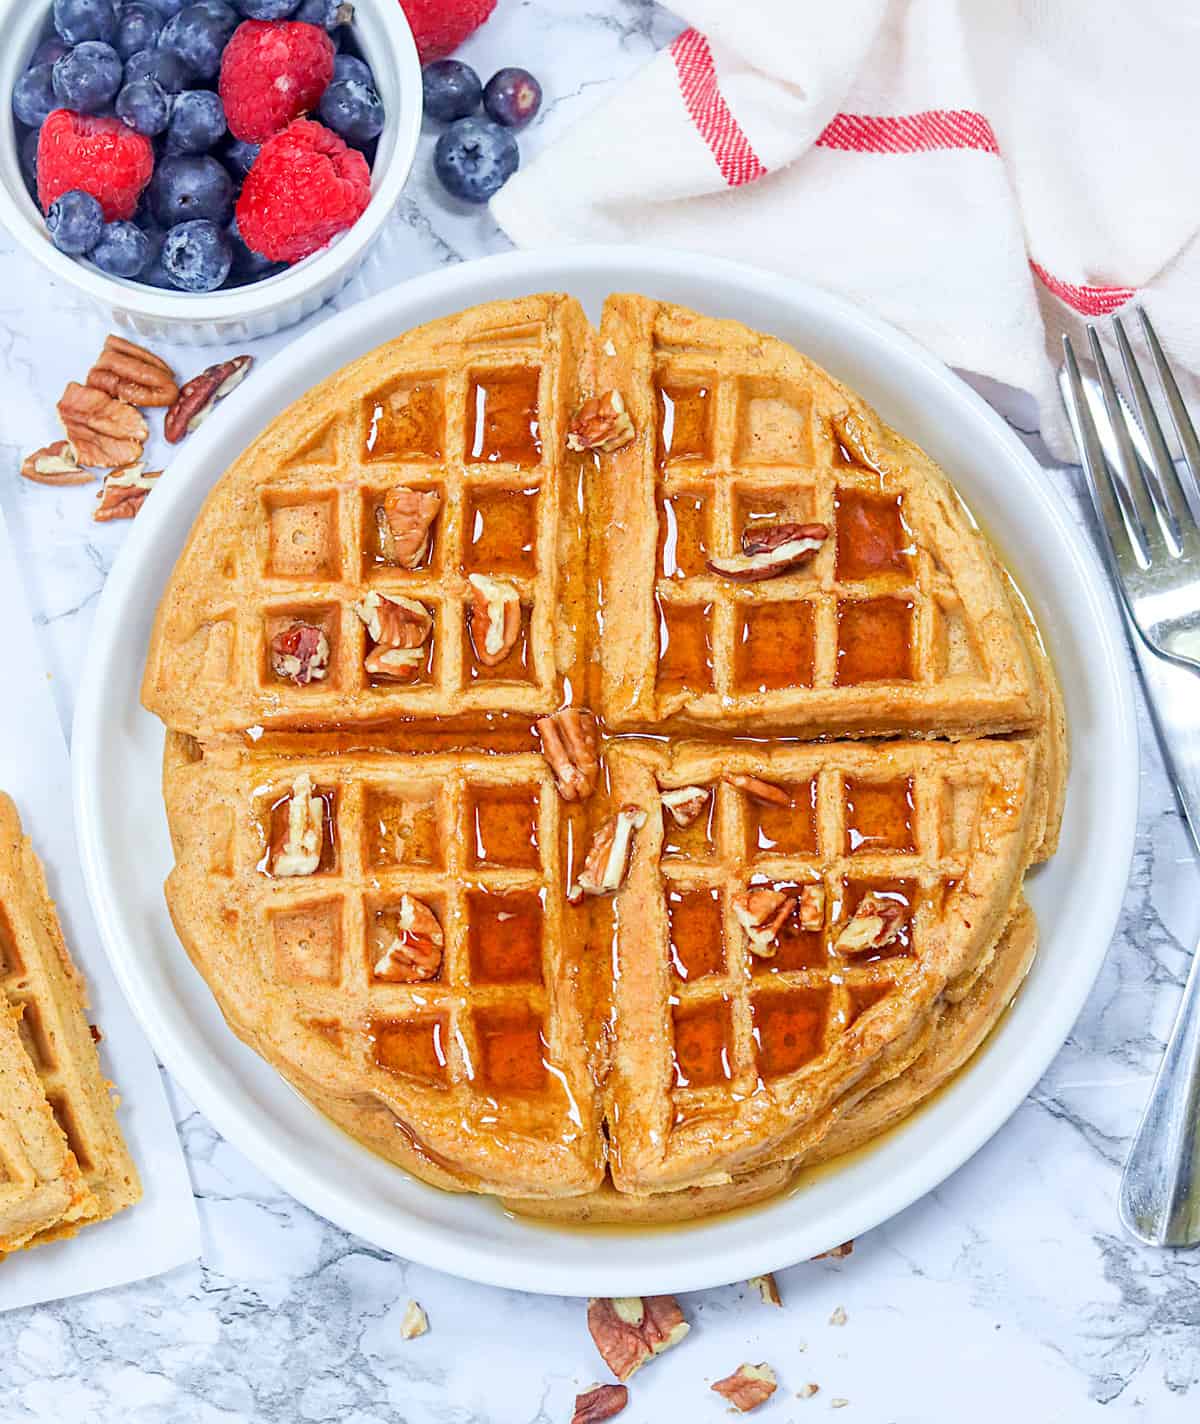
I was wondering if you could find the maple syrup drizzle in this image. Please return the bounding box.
[835,598,916,684]
[735,602,816,692]
[467,787,540,869]
[363,381,444,462]
[834,488,914,581]
[843,776,916,854]
[362,787,442,868]
[466,887,545,984]
[747,778,818,855]
[464,487,540,574]
[672,998,733,1088]
[846,980,894,1025]
[666,887,725,981]
[656,600,714,692]
[656,381,714,468]
[661,796,717,860]
[370,1014,450,1086]
[657,491,709,578]
[751,987,830,1078]
[467,369,542,466]
[472,1008,549,1094]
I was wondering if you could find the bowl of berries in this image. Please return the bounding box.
[1,0,422,344]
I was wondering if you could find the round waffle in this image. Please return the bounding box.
[148,294,1065,1215]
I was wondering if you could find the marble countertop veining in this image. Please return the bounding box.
[1,3,1198,1420]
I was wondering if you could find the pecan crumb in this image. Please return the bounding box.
[571,1384,628,1424]
[20,440,92,487]
[373,895,444,982]
[569,805,646,903]
[831,1400,850,1410]
[536,708,601,803]
[399,1299,428,1340]
[660,784,710,828]
[165,355,253,444]
[828,1305,848,1326]
[711,1363,778,1413]
[834,895,905,955]
[270,622,330,686]
[798,1382,819,1398]
[567,390,635,454]
[749,1273,782,1307]
[813,1240,854,1260]
[586,1296,689,1382]
[798,884,825,933]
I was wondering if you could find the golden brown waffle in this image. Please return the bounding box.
[148,293,1066,1220]
[596,295,1040,736]
[0,794,141,1250]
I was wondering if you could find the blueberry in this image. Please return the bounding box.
[482,67,541,129]
[433,117,518,203]
[52,41,124,113]
[13,64,58,129]
[150,153,234,225]
[30,37,71,67]
[114,1,162,58]
[333,53,372,86]
[141,0,190,14]
[53,0,118,45]
[167,89,225,153]
[20,130,41,192]
[422,60,481,123]
[90,219,152,276]
[159,3,235,80]
[227,215,282,280]
[124,46,190,93]
[117,76,171,134]
[47,189,104,255]
[318,78,384,148]
[222,137,259,180]
[293,0,351,28]
[162,218,232,290]
[232,0,298,15]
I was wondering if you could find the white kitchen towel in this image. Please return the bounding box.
[492,0,1200,460]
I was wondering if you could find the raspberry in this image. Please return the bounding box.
[236,118,370,263]
[37,109,154,223]
[219,19,335,144]
[399,0,496,64]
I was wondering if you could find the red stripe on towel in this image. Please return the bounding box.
[669,28,767,186]
[816,109,1001,155]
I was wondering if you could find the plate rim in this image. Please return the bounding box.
[72,245,1137,1295]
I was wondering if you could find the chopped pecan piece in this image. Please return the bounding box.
[87,334,179,408]
[270,622,330,685]
[660,784,710,828]
[828,1305,848,1326]
[399,1299,428,1340]
[57,382,148,467]
[377,486,441,568]
[566,390,635,454]
[93,462,161,521]
[732,887,797,958]
[799,1382,819,1399]
[813,1240,854,1260]
[20,440,92,487]
[569,805,646,904]
[834,411,884,472]
[373,895,444,982]
[352,591,433,681]
[572,1384,628,1424]
[467,573,521,666]
[834,894,905,954]
[724,773,791,807]
[749,1273,782,1307]
[798,884,825,933]
[586,1296,690,1383]
[707,522,829,582]
[165,355,253,443]
[711,1363,778,1413]
[535,708,601,802]
[270,773,324,877]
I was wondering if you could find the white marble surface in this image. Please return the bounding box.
[1,2,1199,1420]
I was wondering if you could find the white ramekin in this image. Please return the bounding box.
[0,0,422,345]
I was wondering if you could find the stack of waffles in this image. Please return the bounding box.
[146,293,1065,1222]
[0,795,140,1254]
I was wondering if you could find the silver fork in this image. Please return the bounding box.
[1060,308,1200,1247]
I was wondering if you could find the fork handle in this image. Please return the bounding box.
[1119,928,1200,1245]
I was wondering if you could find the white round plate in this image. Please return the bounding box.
[74,248,1136,1296]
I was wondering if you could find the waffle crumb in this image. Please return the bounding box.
[400,1300,428,1339]
[799,1382,819,1399]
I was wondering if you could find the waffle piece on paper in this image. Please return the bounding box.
[161,737,604,1198]
[601,738,1044,1194]
[143,294,592,738]
[0,794,141,1246]
[596,294,1041,736]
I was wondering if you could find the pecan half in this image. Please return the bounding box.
[270,773,324,877]
[660,784,710,828]
[732,886,797,958]
[724,773,791,807]
[834,893,905,954]
[711,1363,777,1413]
[467,573,521,666]
[399,1300,428,1340]
[352,591,433,681]
[20,440,92,487]
[164,355,253,444]
[587,1296,689,1383]
[373,895,444,982]
[707,522,829,582]
[377,486,441,568]
[749,1273,782,1307]
[569,805,646,904]
[566,390,635,454]
[798,883,825,933]
[87,334,179,408]
[270,622,330,685]
[93,462,161,522]
[535,708,601,803]
[57,382,148,467]
[572,1384,628,1424]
